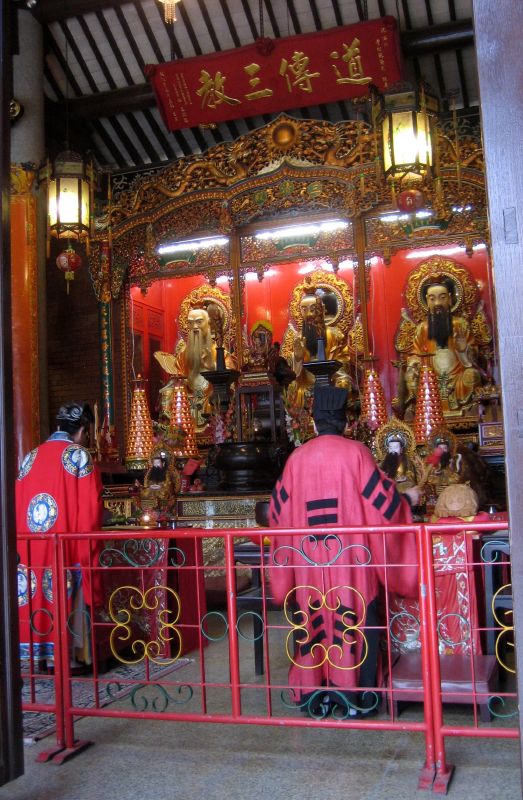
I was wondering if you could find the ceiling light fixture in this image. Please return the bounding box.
[380,83,439,180]
[255,220,348,240]
[46,27,93,291]
[158,0,182,23]
[157,236,229,255]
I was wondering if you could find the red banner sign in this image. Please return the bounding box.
[146,17,403,132]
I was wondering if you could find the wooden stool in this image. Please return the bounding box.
[387,652,498,722]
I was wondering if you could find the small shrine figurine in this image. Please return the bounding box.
[374,419,423,495]
[422,427,460,510]
[138,449,180,518]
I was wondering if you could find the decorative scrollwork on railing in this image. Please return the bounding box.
[168,544,187,567]
[98,538,166,568]
[236,611,265,642]
[272,535,371,568]
[487,695,519,720]
[200,610,229,642]
[389,611,420,649]
[29,607,54,637]
[109,585,182,665]
[492,584,515,674]
[279,687,379,719]
[437,612,471,648]
[66,607,91,638]
[284,585,368,670]
[130,683,193,712]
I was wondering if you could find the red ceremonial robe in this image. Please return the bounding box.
[16,432,102,666]
[269,435,418,714]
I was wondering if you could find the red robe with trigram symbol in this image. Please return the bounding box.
[269,435,418,709]
[15,433,102,666]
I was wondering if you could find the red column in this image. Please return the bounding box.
[10,166,40,466]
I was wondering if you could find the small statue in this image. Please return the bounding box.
[139,449,180,515]
[245,320,274,372]
[422,427,460,509]
[374,419,423,495]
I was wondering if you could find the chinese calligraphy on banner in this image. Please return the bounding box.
[145,17,403,132]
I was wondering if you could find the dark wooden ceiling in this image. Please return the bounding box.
[24,0,476,173]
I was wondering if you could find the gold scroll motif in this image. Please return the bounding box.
[109,584,182,666]
[492,584,515,675]
[284,585,369,671]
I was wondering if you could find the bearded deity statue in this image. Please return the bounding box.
[138,448,180,515]
[155,305,235,431]
[394,259,493,420]
[374,419,423,495]
[280,272,360,409]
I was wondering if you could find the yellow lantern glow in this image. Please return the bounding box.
[47,150,92,252]
[158,0,181,23]
[381,85,439,180]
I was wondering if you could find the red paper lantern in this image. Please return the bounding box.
[397,189,424,213]
[56,246,82,293]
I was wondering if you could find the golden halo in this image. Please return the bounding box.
[404,256,479,324]
[374,419,416,463]
[418,273,463,314]
[287,270,353,335]
[178,285,233,342]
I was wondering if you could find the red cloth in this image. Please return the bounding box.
[390,513,489,656]
[16,435,102,665]
[269,435,418,704]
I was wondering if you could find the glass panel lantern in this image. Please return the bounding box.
[47,150,91,244]
[381,86,439,180]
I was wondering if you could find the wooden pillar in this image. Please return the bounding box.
[10,166,39,466]
[353,216,371,360]
[473,0,523,772]
[10,7,44,463]
[0,0,24,786]
[230,230,244,370]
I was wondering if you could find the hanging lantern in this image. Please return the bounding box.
[381,84,439,180]
[47,150,92,255]
[56,245,82,293]
[158,0,181,23]
[397,189,425,213]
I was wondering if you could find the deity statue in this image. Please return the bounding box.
[295,286,350,364]
[395,260,493,419]
[374,419,423,495]
[138,449,180,516]
[154,305,236,431]
[244,320,274,372]
[423,427,460,508]
[281,274,357,411]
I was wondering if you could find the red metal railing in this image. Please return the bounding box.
[17,519,515,792]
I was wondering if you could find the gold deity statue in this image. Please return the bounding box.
[280,271,359,408]
[155,301,236,431]
[138,449,180,515]
[395,258,493,419]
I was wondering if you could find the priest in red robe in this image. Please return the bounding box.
[269,386,420,718]
[16,402,102,669]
